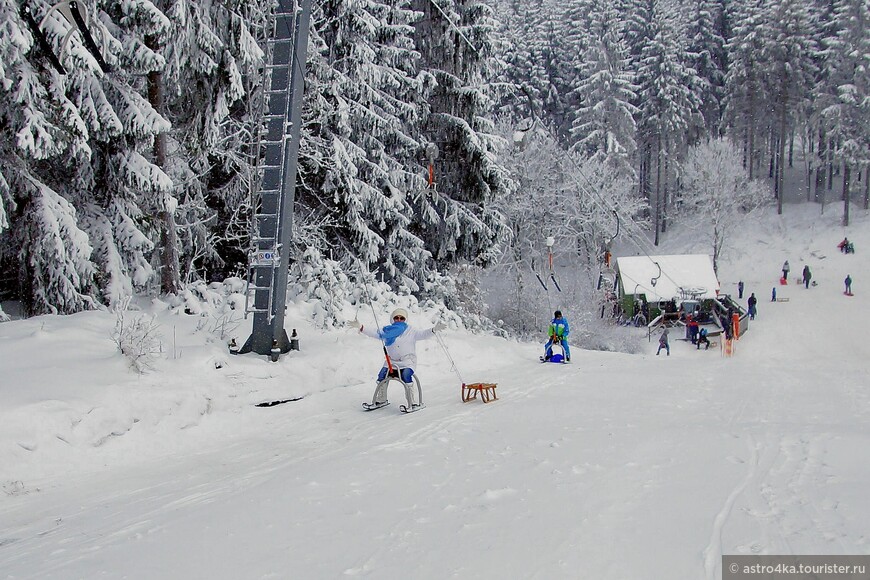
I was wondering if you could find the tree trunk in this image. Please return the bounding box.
[814,129,826,203]
[842,163,850,227]
[640,140,652,219]
[806,127,813,202]
[638,140,647,201]
[864,166,869,210]
[662,140,671,233]
[146,34,180,295]
[773,134,780,200]
[776,105,786,215]
[747,120,755,180]
[654,135,662,246]
[712,224,720,275]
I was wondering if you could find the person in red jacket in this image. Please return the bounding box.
[686,315,700,344]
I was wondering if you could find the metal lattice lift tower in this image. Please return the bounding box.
[237,0,313,359]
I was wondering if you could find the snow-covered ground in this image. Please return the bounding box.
[1,204,869,579]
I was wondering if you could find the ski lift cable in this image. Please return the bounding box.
[514,121,654,260]
[434,332,464,384]
[535,130,683,288]
[538,126,686,292]
[519,120,679,291]
[514,119,646,260]
[425,0,479,54]
[577,185,685,292]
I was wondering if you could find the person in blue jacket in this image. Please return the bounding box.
[543,310,571,362]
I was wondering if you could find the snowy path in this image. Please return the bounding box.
[4,331,869,579]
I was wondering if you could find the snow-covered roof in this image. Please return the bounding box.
[616,254,720,302]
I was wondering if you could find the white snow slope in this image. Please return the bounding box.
[1,205,869,580]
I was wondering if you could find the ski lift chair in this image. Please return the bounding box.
[369,366,423,410]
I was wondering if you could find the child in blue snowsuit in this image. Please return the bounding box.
[696,327,711,350]
[543,310,571,361]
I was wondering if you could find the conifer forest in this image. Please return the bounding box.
[0,0,867,320]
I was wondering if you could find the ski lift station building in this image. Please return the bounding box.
[615,254,720,316]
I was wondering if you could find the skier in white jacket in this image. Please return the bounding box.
[349,308,445,391]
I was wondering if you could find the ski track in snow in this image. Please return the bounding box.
[703,434,759,580]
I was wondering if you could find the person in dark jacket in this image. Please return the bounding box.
[845,275,853,295]
[747,293,758,320]
[738,280,744,299]
[721,314,733,340]
[802,265,812,289]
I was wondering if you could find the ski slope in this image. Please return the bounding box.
[1,205,869,579]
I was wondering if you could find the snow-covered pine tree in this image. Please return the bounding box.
[15,180,98,314]
[154,0,270,282]
[410,0,509,270]
[758,0,818,214]
[634,1,703,243]
[569,0,639,178]
[305,0,431,292]
[723,0,770,180]
[491,0,571,129]
[551,0,595,137]
[685,0,727,137]
[80,1,175,305]
[120,0,179,293]
[817,0,870,223]
[805,0,839,204]
[620,0,656,202]
[0,0,97,313]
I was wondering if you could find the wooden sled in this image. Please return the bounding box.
[462,382,498,403]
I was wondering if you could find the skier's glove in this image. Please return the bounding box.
[348,319,361,329]
[433,322,447,332]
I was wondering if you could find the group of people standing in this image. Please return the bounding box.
[783,260,854,294]
[781,261,814,290]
